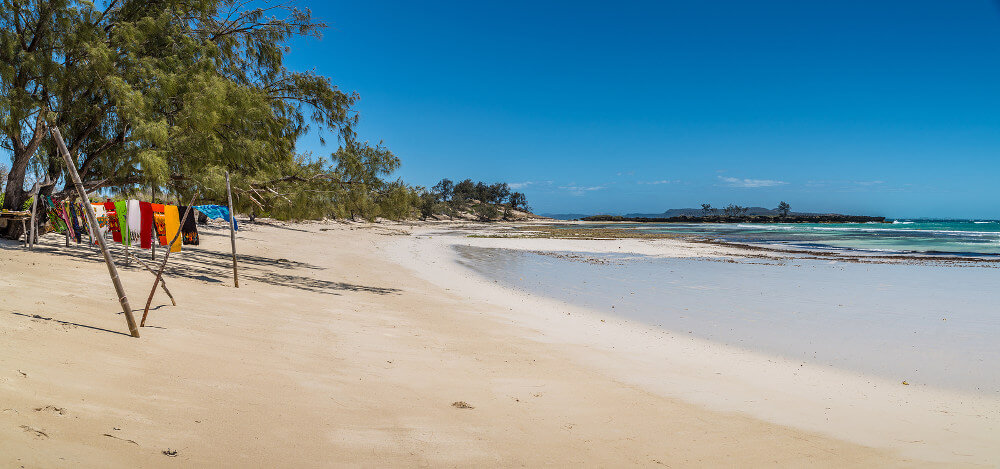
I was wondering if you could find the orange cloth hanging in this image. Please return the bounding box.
[164,205,182,252]
[151,203,167,245]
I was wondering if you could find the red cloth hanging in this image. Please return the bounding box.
[139,201,153,249]
[104,199,122,243]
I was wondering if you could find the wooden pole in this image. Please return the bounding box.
[63,199,70,247]
[141,195,197,327]
[150,186,157,261]
[225,171,239,288]
[49,125,139,338]
[128,251,176,306]
[28,182,38,250]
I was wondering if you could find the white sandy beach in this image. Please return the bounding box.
[1,221,997,467]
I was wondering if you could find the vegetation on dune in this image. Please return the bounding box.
[417,178,531,221]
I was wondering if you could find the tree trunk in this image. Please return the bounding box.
[1,157,30,240]
[2,115,48,239]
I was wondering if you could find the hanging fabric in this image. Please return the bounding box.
[126,199,141,247]
[45,197,67,234]
[104,200,122,243]
[52,198,75,240]
[114,200,130,246]
[68,202,83,243]
[139,201,153,249]
[164,205,182,252]
[152,203,168,245]
[178,205,200,245]
[90,202,109,242]
[194,204,238,231]
[62,200,77,242]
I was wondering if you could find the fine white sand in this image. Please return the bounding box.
[1,220,996,467]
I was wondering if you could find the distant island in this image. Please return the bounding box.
[579,203,886,223]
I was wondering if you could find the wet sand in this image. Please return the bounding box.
[453,245,1000,394]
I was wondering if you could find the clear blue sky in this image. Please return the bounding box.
[288,0,1000,218]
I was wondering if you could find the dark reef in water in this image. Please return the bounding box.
[580,214,887,223]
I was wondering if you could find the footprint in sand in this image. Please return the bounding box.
[34,405,67,416]
[20,425,48,438]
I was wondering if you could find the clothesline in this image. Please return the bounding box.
[41,197,212,252]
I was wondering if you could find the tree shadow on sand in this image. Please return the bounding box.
[243,272,400,295]
[16,236,399,297]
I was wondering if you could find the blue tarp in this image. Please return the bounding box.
[195,205,238,231]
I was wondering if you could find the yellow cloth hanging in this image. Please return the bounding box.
[164,205,182,252]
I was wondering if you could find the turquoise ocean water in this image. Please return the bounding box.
[567,220,1000,256]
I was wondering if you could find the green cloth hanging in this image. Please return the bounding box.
[114,200,130,246]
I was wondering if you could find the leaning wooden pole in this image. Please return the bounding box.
[225,171,239,288]
[141,196,197,327]
[128,251,176,306]
[49,125,139,338]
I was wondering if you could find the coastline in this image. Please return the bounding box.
[388,223,1000,465]
[0,220,995,466]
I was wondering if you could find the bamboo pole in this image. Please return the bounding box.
[225,171,239,288]
[49,125,139,338]
[151,186,157,261]
[28,182,38,250]
[141,195,197,327]
[128,251,175,306]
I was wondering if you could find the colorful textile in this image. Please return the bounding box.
[114,200,130,246]
[54,198,75,240]
[68,202,83,242]
[64,201,78,242]
[104,200,122,242]
[127,200,141,247]
[139,201,153,249]
[194,205,238,231]
[46,197,68,234]
[90,203,109,241]
[164,205,181,253]
[152,203,167,245]
[178,205,199,245]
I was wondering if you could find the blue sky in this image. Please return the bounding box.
[288,1,1000,218]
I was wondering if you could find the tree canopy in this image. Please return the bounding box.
[0,0,406,236]
[1,1,534,235]
[418,178,529,221]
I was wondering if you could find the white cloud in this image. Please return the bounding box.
[558,185,606,196]
[718,176,787,188]
[637,180,677,185]
[508,180,553,190]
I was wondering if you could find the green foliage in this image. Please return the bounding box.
[1,0,359,222]
[723,204,749,217]
[423,178,531,221]
[0,1,525,224]
[777,201,791,217]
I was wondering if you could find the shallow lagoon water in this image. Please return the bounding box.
[456,245,1000,395]
[561,220,1000,256]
